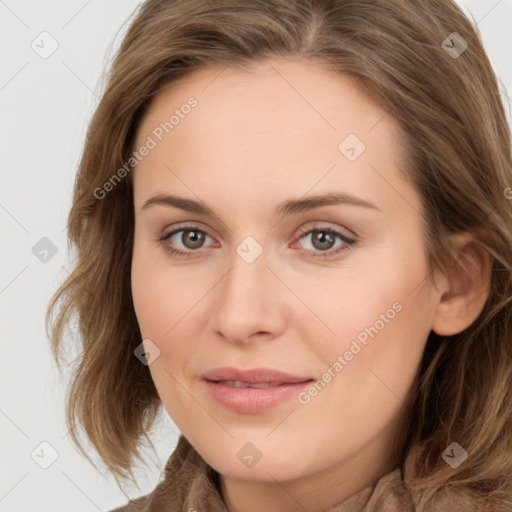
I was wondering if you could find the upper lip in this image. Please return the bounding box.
[202,367,314,385]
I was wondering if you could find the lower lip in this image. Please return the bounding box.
[203,379,313,414]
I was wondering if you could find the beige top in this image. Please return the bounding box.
[110,434,483,511]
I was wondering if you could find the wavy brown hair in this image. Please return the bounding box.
[46,0,512,508]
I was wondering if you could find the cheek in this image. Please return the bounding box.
[302,242,432,395]
[131,246,211,392]
[131,250,202,422]
[290,271,431,463]
[295,263,421,356]
[131,241,203,339]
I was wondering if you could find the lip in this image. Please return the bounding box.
[202,367,314,414]
[202,366,313,384]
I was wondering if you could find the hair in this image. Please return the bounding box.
[46,0,512,508]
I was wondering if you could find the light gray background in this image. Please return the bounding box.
[1,1,511,510]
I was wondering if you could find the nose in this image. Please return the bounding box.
[210,243,286,345]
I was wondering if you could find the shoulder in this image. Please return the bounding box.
[107,434,223,512]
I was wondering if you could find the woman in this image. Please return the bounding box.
[46,1,512,510]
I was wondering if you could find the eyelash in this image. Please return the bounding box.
[157,223,358,260]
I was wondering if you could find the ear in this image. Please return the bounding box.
[431,232,492,336]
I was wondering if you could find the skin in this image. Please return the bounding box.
[130,58,490,512]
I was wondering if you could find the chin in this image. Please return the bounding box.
[199,440,311,483]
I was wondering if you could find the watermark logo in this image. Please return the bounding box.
[31,441,59,469]
[237,442,263,468]
[441,442,468,468]
[338,133,366,162]
[441,32,468,59]
[31,31,59,59]
[32,237,58,263]
[236,236,263,264]
[134,338,161,366]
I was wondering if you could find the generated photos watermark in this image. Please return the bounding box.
[93,97,198,200]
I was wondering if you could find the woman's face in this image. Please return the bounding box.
[131,58,441,493]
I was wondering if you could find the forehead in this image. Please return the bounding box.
[136,57,397,145]
[132,58,417,217]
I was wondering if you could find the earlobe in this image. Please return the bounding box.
[431,233,491,336]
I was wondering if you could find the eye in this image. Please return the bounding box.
[157,225,214,258]
[293,226,357,259]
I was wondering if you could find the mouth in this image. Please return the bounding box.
[202,366,313,385]
[210,380,299,388]
[201,367,314,414]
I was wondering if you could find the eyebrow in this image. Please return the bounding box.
[141,192,381,216]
